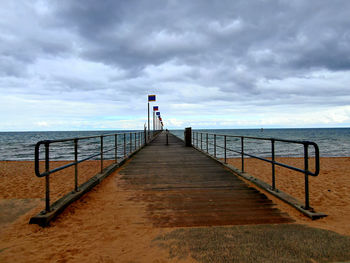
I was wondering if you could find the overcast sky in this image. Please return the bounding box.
[1,0,350,131]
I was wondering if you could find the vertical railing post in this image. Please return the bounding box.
[124,133,126,157]
[241,137,244,172]
[134,132,136,151]
[201,133,203,150]
[214,134,216,158]
[206,133,208,153]
[224,135,227,163]
[45,142,50,213]
[100,136,103,173]
[138,132,140,148]
[196,132,198,148]
[304,143,310,210]
[74,139,79,192]
[115,134,118,163]
[271,139,275,190]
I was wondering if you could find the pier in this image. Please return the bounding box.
[30,126,327,226]
[118,132,292,226]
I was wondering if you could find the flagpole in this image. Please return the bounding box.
[148,102,150,141]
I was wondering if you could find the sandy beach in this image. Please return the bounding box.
[0,160,114,200]
[225,157,350,236]
[0,157,350,262]
[0,163,185,262]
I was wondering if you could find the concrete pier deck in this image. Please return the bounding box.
[119,132,293,227]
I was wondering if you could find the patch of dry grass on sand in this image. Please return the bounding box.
[153,225,350,263]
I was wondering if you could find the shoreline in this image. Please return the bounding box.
[2,153,350,162]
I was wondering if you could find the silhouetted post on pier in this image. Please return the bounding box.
[185,127,192,147]
[166,129,169,145]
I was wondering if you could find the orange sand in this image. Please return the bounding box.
[0,158,349,262]
[226,157,350,236]
[0,160,114,200]
[0,161,195,263]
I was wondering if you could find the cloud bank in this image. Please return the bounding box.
[1,0,350,130]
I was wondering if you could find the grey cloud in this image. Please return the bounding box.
[1,0,350,130]
[0,56,27,77]
[4,0,350,72]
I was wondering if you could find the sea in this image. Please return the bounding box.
[171,128,350,158]
[0,128,349,161]
[0,130,143,161]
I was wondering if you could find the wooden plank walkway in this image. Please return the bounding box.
[119,132,293,227]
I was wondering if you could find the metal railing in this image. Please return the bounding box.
[192,131,320,210]
[34,130,158,214]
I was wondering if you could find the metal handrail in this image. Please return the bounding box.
[192,131,320,210]
[34,129,159,213]
[35,132,144,177]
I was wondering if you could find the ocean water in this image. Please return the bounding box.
[0,130,144,161]
[171,128,350,158]
[0,128,349,161]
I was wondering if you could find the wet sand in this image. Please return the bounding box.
[0,158,349,262]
